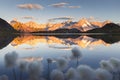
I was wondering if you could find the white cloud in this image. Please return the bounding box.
[68,6,80,9]
[21,16,37,20]
[87,16,101,21]
[17,4,44,10]
[50,2,81,9]
[11,16,39,23]
[50,2,68,8]
[48,16,74,22]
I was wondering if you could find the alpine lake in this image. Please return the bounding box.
[0,33,120,80]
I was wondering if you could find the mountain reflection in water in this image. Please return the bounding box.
[12,34,120,49]
[0,34,120,50]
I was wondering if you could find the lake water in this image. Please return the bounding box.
[0,34,120,80]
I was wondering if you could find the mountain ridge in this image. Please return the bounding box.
[10,18,113,32]
[0,18,120,33]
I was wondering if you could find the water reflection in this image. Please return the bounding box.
[0,34,120,80]
[0,34,120,50]
[10,34,120,50]
[0,34,16,49]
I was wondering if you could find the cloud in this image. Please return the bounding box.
[50,2,68,8]
[48,16,74,22]
[17,4,44,10]
[21,16,37,20]
[11,16,39,23]
[68,6,80,9]
[87,16,101,21]
[50,2,81,9]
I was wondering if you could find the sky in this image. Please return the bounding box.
[0,0,120,23]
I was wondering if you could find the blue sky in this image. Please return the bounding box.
[0,0,120,23]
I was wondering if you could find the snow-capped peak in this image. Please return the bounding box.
[69,18,95,31]
[68,18,112,32]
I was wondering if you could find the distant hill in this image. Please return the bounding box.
[0,18,16,32]
[33,23,120,33]
[53,28,81,33]
[86,23,120,33]
[52,23,120,33]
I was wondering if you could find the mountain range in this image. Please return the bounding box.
[0,33,120,49]
[0,18,120,33]
[10,20,46,32]
[10,18,112,32]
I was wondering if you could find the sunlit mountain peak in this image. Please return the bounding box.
[25,21,41,28]
[69,18,94,31]
[10,18,113,32]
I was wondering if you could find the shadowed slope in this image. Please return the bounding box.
[0,34,17,49]
[0,18,17,32]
